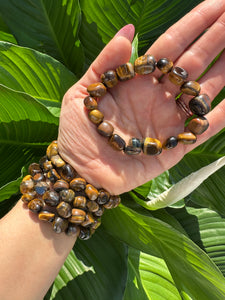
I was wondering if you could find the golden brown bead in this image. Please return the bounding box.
[85,184,99,201]
[97,189,110,205]
[92,219,101,230]
[59,164,77,182]
[66,223,81,237]
[21,191,36,203]
[69,209,86,224]
[42,161,53,172]
[88,109,104,124]
[97,121,114,137]
[83,96,98,110]
[103,197,115,209]
[110,195,121,208]
[187,116,209,135]
[189,94,211,116]
[51,154,66,168]
[86,200,99,212]
[168,67,188,85]
[87,82,107,97]
[116,62,135,81]
[177,132,197,144]
[81,212,95,227]
[32,172,45,183]
[108,134,126,151]
[134,55,156,75]
[101,70,118,88]
[28,198,44,213]
[157,58,173,74]
[59,189,75,203]
[52,217,68,233]
[38,211,55,222]
[57,201,72,218]
[46,140,58,159]
[181,81,201,96]
[73,196,87,208]
[70,177,86,191]
[39,155,49,170]
[53,179,69,192]
[142,138,162,155]
[43,190,60,206]
[93,206,105,217]
[20,178,34,194]
[28,163,42,176]
[47,168,61,183]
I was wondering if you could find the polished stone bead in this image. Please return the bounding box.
[169,67,188,85]
[38,211,55,222]
[28,163,42,176]
[86,200,99,212]
[81,212,95,227]
[163,136,178,149]
[39,155,49,170]
[66,223,81,237]
[53,179,69,192]
[181,81,201,96]
[157,58,173,74]
[189,94,211,116]
[46,140,58,159]
[110,195,121,208]
[108,134,126,151]
[177,132,197,144]
[59,164,77,182]
[97,121,114,137]
[92,219,102,230]
[142,138,162,155]
[51,154,66,168]
[32,172,45,183]
[21,191,36,203]
[116,62,135,81]
[101,70,118,88]
[57,201,72,218]
[128,137,142,149]
[43,190,60,206]
[52,217,68,233]
[59,189,75,203]
[35,181,49,195]
[103,197,115,209]
[79,227,91,240]
[134,55,156,74]
[73,196,87,208]
[124,145,142,155]
[69,209,86,224]
[70,177,86,191]
[88,109,104,124]
[47,168,61,183]
[187,116,209,135]
[28,198,44,213]
[42,161,53,172]
[20,178,34,194]
[97,189,110,205]
[93,206,105,217]
[87,82,107,97]
[85,184,99,201]
[83,96,98,110]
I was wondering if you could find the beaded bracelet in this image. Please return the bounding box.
[20,141,121,240]
[84,55,211,155]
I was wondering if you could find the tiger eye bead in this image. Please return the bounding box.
[70,177,86,191]
[110,195,121,208]
[43,190,60,206]
[116,62,135,81]
[52,217,68,233]
[92,218,101,230]
[57,201,72,218]
[134,55,156,75]
[51,154,66,168]
[177,132,197,144]
[69,209,86,224]
[21,191,36,203]
[20,178,34,194]
[93,206,105,217]
[108,134,126,151]
[142,138,162,155]
[42,161,53,172]
[38,211,55,222]
[83,96,98,110]
[157,58,173,74]
[97,189,110,205]
[73,196,87,208]
[32,172,45,183]
[46,141,58,159]
[163,136,178,149]
[28,198,44,213]
[87,82,107,97]
[181,81,201,96]
[28,163,42,176]
[59,164,77,182]
[88,109,104,124]
[59,189,75,203]
[86,200,99,212]
[124,145,142,155]
[81,212,95,227]
[101,70,118,88]
[189,94,211,116]
[97,121,114,137]
[168,67,188,85]
[79,227,91,240]
[103,197,115,209]
[53,179,69,192]
[39,155,49,170]
[66,223,81,237]
[34,181,49,195]
[46,168,61,183]
[85,184,99,201]
[187,116,209,135]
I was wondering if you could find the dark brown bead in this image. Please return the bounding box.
[85,184,99,201]
[70,177,86,191]
[103,198,115,209]
[181,81,201,96]
[39,155,49,170]
[86,200,99,212]
[168,67,188,85]
[97,121,114,137]
[177,132,197,144]
[28,163,42,176]
[73,196,87,208]
[51,154,66,168]
[108,134,126,151]
[21,191,36,203]
[116,62,135,81]
[124,145,142,155]
[101,70,118,88]
[142,138,162,155]
[28,199,44,213]
[32,172,45,183]
[43,190,60,206]
[34,181,49,195]
[38,211,55,222]
[110,195,121,208]
[93,206,105,217]
[97,189,110,205]
[87,82,107,97]
[69,209,86,224]
[20,178,34,194]
[187,116,209,135]
[52,217,68,233]
[134,55,156,75]
[83,96,98,110]
[81,212,95,227]
[59,164,77,182]
[189,94,211,116]
[66,223,81,237]
[88,109,104,124]
[59,189,75,203]
[57,201,72,218]
[79,227,91,240]
[42,161,53,172]
[157,58,173,74]
[46,168,60,183]
[46,141,58,159]
[163,136,178,149]
[53,179,69,192]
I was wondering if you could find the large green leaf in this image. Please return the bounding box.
[0,15,17,44]
[0,0,84,75]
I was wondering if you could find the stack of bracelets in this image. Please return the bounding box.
[20,55,211,239]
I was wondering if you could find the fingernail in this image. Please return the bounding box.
[114,24,135,42]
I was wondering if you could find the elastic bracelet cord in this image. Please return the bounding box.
[20,141,121,240]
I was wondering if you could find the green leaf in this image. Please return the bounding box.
[130,33,139,64]
[0,15,17,44]
[0,0,84,75]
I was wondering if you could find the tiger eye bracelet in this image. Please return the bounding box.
[20,140,121,240]
[84,55,211,155]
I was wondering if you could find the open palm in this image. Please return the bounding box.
[58,0,225,195]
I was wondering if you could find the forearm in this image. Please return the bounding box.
[0,200,76,300]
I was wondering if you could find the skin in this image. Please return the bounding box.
[0,0,225,299]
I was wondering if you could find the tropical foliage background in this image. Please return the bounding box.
[0,0,225,299]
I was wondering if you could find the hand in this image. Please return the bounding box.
[58,0,225,195]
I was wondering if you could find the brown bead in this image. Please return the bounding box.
[92,218,101,230]
[51,154,66,168]
[38,211,55,222]
[28,163,42,176]
[32,172,45,183]
[163,136,178,149]
[83,96,98,110]
[53,179,69,192]
[20,178,34,194]
[97,121,114,137]
[103,197,115,209]
[110,195,121,208]
[93,206,105,217]
[157,58,173,74]
[181,81,201,96]
[189,94,211,116]
[86,200,99,212]
[42,161,53,172]
[52,217,68,233]
[59,164,77,182]
[97,189,110,205]
[73,196,87,208]
[21,191,36,203]
[88,109,104,124]
[46,141,58,159]
[66,223,81,237]
[22,175,32,182]
[85,184,99,201]
[79,227,91,240]
[70,177,86,191]
[187,116,209,135]
[142,138,162,155]
[43,190,60,206]
[46,168,61,183]
[101,70,118,88]
[87,82,107,97]
[34,181,49,195]
[134,55,156,75]
[69,209,86,224]
[177,132,197,144]
[57,201,72,218]
[59,189,75,203]
[28,198,44,213]
[39,155,49,170]
[168,67,188,85]
[108,134,126,151]
[116,62,135,81]
[81,212,95,227]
